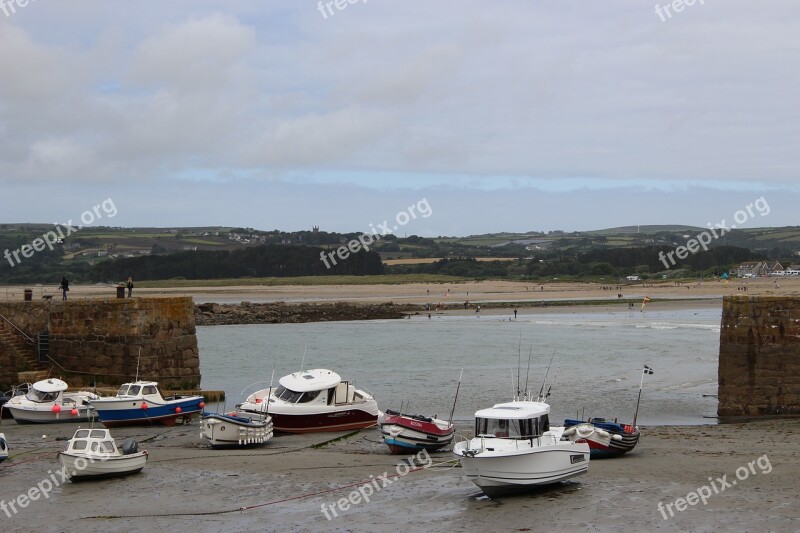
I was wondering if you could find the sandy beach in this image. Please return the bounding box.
[3,277,799,308]
[0,418,798,532]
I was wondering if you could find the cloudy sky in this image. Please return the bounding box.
[1,1,798,236]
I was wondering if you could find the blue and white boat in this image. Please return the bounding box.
[90,381,205,428]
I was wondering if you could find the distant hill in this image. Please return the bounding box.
[588,225,705,235]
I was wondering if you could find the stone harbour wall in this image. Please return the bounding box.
[718,296,800,417]
[0,297,200,389]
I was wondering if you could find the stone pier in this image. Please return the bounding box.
[0,297,200,390]
[718,296,800,417]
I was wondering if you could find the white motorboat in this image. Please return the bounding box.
[453,400,590,496]
[0,432,8,463]
[58,428,147,481]
[200,411,274,447]
[5,379,99,424]
[238,369,380,433]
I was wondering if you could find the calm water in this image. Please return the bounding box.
[197,307,721,426]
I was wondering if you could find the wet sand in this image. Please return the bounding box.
[1,418,798,532]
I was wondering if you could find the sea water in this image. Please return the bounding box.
[197,307,721,426]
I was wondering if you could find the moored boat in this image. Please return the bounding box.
[200,411,273,448]
[238,369,379,433]
[0,432,8,463]
[58,428,147,480]
[453,400,590,496]
[5,379,99,424]
[380,410,455,454]
[90,381,205,428]
[563,418,640,457]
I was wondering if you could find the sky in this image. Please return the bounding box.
[0,1,798,236]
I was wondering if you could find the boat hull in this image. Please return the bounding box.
[92,397,204,428]
[269,410,378,434]
[201,413,273,447]
[380,414,455,454]
[5,403,96,424]
[454,441,590,496]
[0,433,7,463]
[59,451,147,481]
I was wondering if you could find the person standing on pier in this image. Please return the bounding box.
[58,277,69,300]
[127,277,134,297]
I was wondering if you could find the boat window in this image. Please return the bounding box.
[117,384,130,396]
[100,441,115,453]
[72,440,88,450]
[275,386,303,403]
[540,414,550,433]
[75,430,90,438]
[475,418,526,438]
[297,390,321,404]
[142,386,157,395]
[90,430,106,438]
[327,387,335,405]
[26,389,58,402]
[128,385,141,396]
[91,442,99,452]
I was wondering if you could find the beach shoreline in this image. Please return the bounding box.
[0,418,797,532]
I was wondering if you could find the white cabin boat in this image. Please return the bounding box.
[453,400,590,496]
[89,381,205,427]
[59,428,147,480]
[200,411,274,447]
[238,369,380,433]
[5,379,99,424]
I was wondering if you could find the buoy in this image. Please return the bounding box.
[199,402,205,409]
[51,404,61,414]
[141,402,148,410]
[175,406,182,414]
[70,408,79,416]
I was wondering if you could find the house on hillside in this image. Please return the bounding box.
[785,264,800,276]
[737,261,784,277]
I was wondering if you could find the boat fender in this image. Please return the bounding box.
[611,434,623,441]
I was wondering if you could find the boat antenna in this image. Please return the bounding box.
[448,368,464,424]
[517,333,522,399]
[264,364,276,416]
[135,347,141,382]
[510,366,515,401]
[300,345,307,373]
[538,349,556,401]
[523,344,533,399]
[632,365,653,427]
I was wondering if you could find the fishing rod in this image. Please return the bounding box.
[538,349,557,401]
[523,344,533,400]
[517,333,522,399]
[264,364,276,416]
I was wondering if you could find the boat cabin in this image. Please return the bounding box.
[474,401,551,439]
[66,429,120,456]
[115,381,165,402]
[25,379,68,403]
[270,369,367,406]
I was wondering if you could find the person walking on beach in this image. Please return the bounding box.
[58,277,69,300]
[513,308,517,319]
[127,277,134,297]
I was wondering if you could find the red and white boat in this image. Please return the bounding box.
[380,410,455,454]
[238,369,380,434]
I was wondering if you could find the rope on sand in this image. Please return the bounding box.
[82,457,460,520]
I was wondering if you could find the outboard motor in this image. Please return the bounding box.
[121,438,139,455]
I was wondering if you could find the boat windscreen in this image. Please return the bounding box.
[297,390,321,404]
[274,386,303,404]
[117,384,130,396]
[26,389,58,402]
[475,417,544,438]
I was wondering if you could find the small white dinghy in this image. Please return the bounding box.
[200,411,273,448]
[59,428,147,481]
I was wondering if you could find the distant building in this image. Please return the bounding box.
[626,275,640,281]
[312,226,319,233]
[737,261,784,277]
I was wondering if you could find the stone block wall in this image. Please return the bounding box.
[718,296,800,417]
[0,297,200,389]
